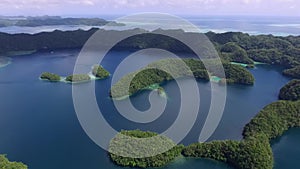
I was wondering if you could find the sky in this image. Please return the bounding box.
[1,0,299,17]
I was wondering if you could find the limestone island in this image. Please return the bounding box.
[92,65,110,79]
[40,72,61,82]
[40,65,110,83]
[110,58,254,99]
[65,74,91,83]
[279,79,300,101]
[109,130,184,168]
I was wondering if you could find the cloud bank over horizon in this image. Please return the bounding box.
[1,0,299,16]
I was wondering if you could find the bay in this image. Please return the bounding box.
[0,49,294,169]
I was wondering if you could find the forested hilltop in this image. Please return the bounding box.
[279,79,300,101]
[110,58,254,98]
[0,28,299,77]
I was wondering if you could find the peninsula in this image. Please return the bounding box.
[110,58,254,99]
[109,100,300,169]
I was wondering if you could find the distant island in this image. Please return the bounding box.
[40,64,110,83]
[110,58,254,99]
[0,15,124,27]
[279,79,300,101]
[1,28,299,79]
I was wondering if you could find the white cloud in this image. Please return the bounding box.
[0,0,299,16]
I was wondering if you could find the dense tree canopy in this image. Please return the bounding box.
[2,29,300,78]
[40,72,61,81]
[92,65,110,79]
[41,65,110,83]
[182,134,273,169]
[243,101,300,141]
[110,58,254,98]
[109,130,184,168]
[0,155,27,169]
[283,66,300,79]
[65,74,91,82]
[279,79,300,101]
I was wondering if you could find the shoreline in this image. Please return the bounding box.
[0,56,12,68]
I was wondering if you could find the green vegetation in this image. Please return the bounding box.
[222,64,255,85]
[110,58,209,98]
[41,65,110,83]
[283,66,300,79]
[243,101,300,141]
[65,74,91,82]
[279,79,300,101]
[110,58,254,98]
[40,72,61,81]
[112,99,299,169]
[109,130,184,168]
[157,87,164,95]
[0,155,27,169]
[2,29,300,79]
[92,65,110,79]
[109,101,300,169]
[183,134,273,169]
[182,100,300,169]
[220,42,253,64]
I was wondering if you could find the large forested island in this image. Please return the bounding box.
[1,28,299,79]
[110,58,254,98]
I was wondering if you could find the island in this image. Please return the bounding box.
[92,65,110,79]
[40,72,61,82]
[65,74,91,83]
[0,15,124,27]
[40,65,110,83]
[1,29,300,79]
[109,100,300,169]
[184,99,300,169]
[0,155,27,169]
[109,130,184,168]
[283,66,300,79]
[110,58,254,99]
[279,79,300,101]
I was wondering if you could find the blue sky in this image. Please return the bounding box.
[1,0,299,16]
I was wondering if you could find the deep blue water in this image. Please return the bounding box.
[0,49,295,169]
